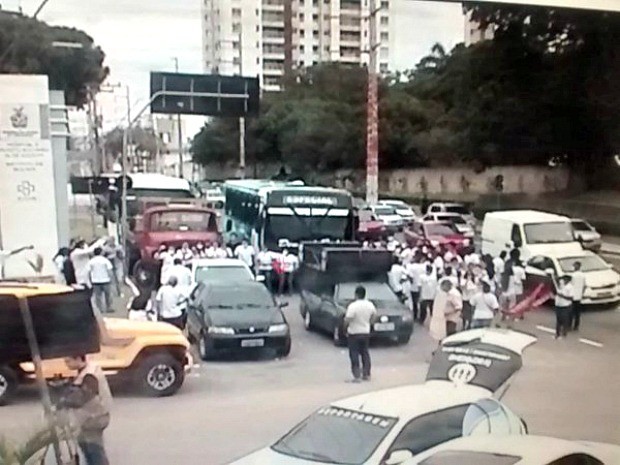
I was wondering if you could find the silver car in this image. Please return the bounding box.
[571,218,602,252]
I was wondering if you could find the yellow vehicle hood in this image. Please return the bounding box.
[103,317,183,338]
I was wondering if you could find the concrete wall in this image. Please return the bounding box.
[199,162,572,196]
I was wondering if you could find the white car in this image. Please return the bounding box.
[571,218,602,252]
[404,435,620,465]
[525,250,620,305]
[378,200,416,222]
[370,205,405,232]
[191,258,261,285]
[426,203,476,227]
[231,329,536,465]
[423,213,475,238]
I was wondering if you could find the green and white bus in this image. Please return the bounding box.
[223,180,356,251]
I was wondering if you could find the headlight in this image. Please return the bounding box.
[268,323,288,333]
[208,326,235,335]
[402,312,413,322]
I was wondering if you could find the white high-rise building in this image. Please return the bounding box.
[202,0,391,92]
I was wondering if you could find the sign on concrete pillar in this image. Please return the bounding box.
[0,75,59,278]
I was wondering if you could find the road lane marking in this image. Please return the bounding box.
[579,338,603,348]
[536,325,556,335]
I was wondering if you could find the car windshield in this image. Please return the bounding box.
[572,220,592,232]
[445,205,470,215]
[524,222,575,244]
[438,215,466,225]
[206,286,273,309]
[558,255,609,273]
[265,215,349,244]
[150,211,217,232]
[272,407,397,465]
[194,265,253,284]
[420,451,521,465]
[425,223,459,236]
[374,206,397,215]
[337,282,398,303]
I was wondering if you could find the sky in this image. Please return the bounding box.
[3,0,464,135]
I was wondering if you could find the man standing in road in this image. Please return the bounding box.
[570,261,585,331]
[553,275,574,339]
[256,246,274,291]
[103,237,124,298]
[88,248,114,314]
[60,355,112,465]
[418,264,438,323]
[235,239,255,273]
[155,276,185,329]
[281,249,299,295]
[344,286,377,383]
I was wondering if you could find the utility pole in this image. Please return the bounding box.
[238,25,246,179]
[173,57,184,178]
[365,0,380,205]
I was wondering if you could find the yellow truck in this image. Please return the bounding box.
[0,283,192,406]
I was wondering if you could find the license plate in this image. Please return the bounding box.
[374,322,395,332]
[241,338,265,348]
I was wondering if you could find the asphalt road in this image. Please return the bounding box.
[1,295,620,464]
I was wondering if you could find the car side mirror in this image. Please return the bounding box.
[544,268,555,276]
[384,450,413,465]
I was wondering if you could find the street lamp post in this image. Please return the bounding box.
[172,57,184,178]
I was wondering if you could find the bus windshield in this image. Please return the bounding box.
[265,215,349,245]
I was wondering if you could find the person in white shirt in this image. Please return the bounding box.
[169,257,192,288]
[280,249,299,294]
[470,281,500,328]
[213,242,230,259]
[570,262,586,331]
[389,258,406,301]
[441,266,459,288]
[433,254,445,278]
[419,265,438,323]
[553,275,574,339]
[234,240,255,271]
[406,253,425,316]
[155,275,185,329]
[399,246,413,265]
[158,246,177,285]
[386,236,399,253]
[344,286,377,382]
[87,248,114,314]
[71,239,105,287]
[430,279,463,342]
[493,251,507,289]
[460,270,478,329]
[179,242,194,266]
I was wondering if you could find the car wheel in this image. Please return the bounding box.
[276,338,292,358]
[198,333,214,361]
[136,353,184,398]
[398,334,412,345]
[0,366,17,406]
[333,325,346,347]
[303,310,314,331]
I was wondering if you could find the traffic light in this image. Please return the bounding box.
[494,174,504,193]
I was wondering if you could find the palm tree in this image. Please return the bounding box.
[415,43,449,76]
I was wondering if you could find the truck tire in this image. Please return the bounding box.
[136,353,184,398]
[0,366,18,406]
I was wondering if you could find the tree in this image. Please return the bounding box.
[104,126,162,160]
[0,11,109,107]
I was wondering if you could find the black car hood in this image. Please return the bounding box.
[206,307,280,328]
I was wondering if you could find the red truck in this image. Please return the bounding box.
[404,220,471,254]
[129,200,221,287]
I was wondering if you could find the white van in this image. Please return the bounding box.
[481,210,583,260]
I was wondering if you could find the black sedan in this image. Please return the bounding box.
[300,281,413,346]
[186,281,291,360]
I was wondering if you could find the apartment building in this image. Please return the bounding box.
[464,8,494,46]
[202,0,391,92]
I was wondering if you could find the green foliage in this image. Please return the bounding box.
[192,7,620,173]
[0,12,109,107]
[104,126,162,159]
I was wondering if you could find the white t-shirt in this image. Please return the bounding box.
[555,283,574,307]
[513,266,526,296]
[493,257,505,281]
[389,264,405,293]
[179,248,194,264]
[169,264,192,287]
[433,256,444,274]
[571,271,586,302]
[214,247,229,259]
[87,256,113,284]
[471,292,499,320]
[460,278,478,301]
[345,299,377,335]
[464,253,481,266]
[400,248,413,264]
[71,248,92,285]
[156,285,184,319]
[420,273,438,301]
[406,262,426,291]
[235,245,255,267]
[283,254,299,273]
[256,251,274,271]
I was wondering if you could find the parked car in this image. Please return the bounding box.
[231,329,536,465]
[404,435,620,465]
[191,258,260,285]
[404,221,471,253]
[423,213,475,238]
[524,250,620,305]
[426,202,476,226]
[378,200,416,223]
[369,205,405,232]
[186,281,291,360]
[571,218,602,252]
[301,281,413,346]
[357,208,388,241]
